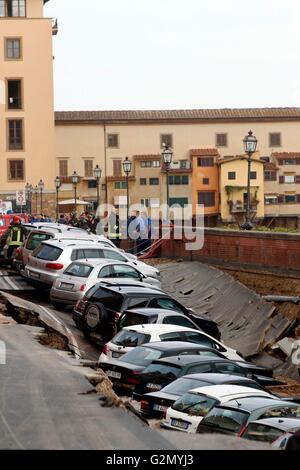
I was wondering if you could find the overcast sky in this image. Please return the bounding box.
[45,0,300,111]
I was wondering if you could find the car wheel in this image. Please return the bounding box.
[84,303,106,332]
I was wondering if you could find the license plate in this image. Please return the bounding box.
[153,404,167,412]
[30,272,40,279]
[171,419,189,430]
[112,351,121,358]
[146,383,162,391]
[60,282,74,290]
[106,370,121,379]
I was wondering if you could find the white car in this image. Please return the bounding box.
[50,259,161,307]
[99,323,243,362]
[25,239,160,287]
[161,384,276,433]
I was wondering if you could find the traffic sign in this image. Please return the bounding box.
[16,190,26,206]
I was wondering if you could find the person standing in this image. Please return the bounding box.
[108,209,121,248]
[6,216,26,259]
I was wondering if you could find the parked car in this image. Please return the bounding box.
[240,417,300,449]
[73,282,221,344]
[99,342,227,392]
[50,260,162,309]
[140,373,269,419]
[117,308,218,338]
[132,356,283,401]
[25,239,160,288]
[196,397,300,436]
[161,384,276,433]
[99,323,241,362]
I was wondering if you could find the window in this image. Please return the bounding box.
[118,346,162,367]
[8,119,23,150]
[284,175,295,184]
[5,38,21,59]
[140,178,147,185]
[182,331,215,349]
[203,178,209,185]
[228,172,236,180]
[59,160,68,177]
[250,171,257,180]
[265,196,278,205]
[7,79,22,109]
[107,133,119,148]
[102,249,126,262]
[159,332,183,342]
[187,364,212,374]
[169,197,189,207]
[33,244,63,261]
[112,265,140,280]
[168,175,189,185]
[180,160,188,169]
[284,195,296,204]
[88,180,97,189]
[160,134,173,148]
[216,133,228,147]
[140,160,160,168]
[64,263,93,278]
[162,315,195,328]
[149,178,159,185]
[141,198,149,208]
[113,159,122,177]
[26,233,53,251]
[214,362,245,376]
[98,266,112,278]
[198,191,215,207]
[148,297,185,313]
[114,181,127,189]
[84,160,93,177]
[281,158,296,165]
[242,423,284,444]
[264,171,277,181]
[111,329,151,347]
[269,133,281,147]
[197,157,214,167]
[0,0,26,17]
[8,159,24,180]
[152,160,160,167]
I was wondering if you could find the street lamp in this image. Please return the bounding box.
[25,183,33,214]
[122,157,132,223]
[72,171,79,213]
[55,176,61,222]
[93,164,102,209]
[38,179,44,214]
[241,130,258,231]
[34,185,38,214]
[162,144,173,217]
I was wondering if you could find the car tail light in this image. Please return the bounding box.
[127,371,141,385]
[114,312,121,324]
[140,400,149,411]
[75,299,87,312]
[80,284,86,292]
[46,263,64,270]
[102,344,108,355]
[238,425,247,437]
[15,247,21,256]
[163,409,167,419]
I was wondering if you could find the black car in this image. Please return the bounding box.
[99,341,226,393]
[73,281,220,343]
[197,397,300,436]
[132,356,283,400]
[140,373,269,419]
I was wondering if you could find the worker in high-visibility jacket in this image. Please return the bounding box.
[6,216,26,258]
[108,210,122,248]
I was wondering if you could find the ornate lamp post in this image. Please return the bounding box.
[122,157,132,224]
[38,179,44,214]
[93,164,102,209]
[34,186,38,214]
[241,130,258,231]
[72,171,79,213]
[162,144,173,218]
[55,176,61,222]
[25,183,33,214]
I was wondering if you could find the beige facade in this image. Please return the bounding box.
[0,0,55,213]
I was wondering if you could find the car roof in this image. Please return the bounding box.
[123,323,197,334]
[179,373,257,384]
[124,308,188,317]
[187,384,272,400]
[213,396,298,412]
[142,341,213,351]
[248,417,300,431]
[95,282,164,294]
[67,259,130,268]
[40,239,116,249]
[151,355,228,367]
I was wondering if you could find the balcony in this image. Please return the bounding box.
[162,160,192,173]
[228,200,258,213]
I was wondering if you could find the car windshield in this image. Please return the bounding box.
[119,312,155,329]
[162,377,210,396]
[172,392,218,417]
[33,244,63,261]
[26,233,53,251]
[111,330,151,347]
[120,346,162,366]
[200,407,249,433]
[142,363,181,381]
[260,405,300,419]
[242,423,284,443]
[64,263,94,278]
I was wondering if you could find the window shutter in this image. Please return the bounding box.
[295,175,300,183]
[279,176,284,184]
[113,159,122,177]
[277,195,284,203]
[59,160,68,177]
[84,160,93,177]
[297,195,300,203]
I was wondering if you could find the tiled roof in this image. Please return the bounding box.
[133,154,162,160]
[190,148,219,156]
[264,162,278,171]
[272,152,300,158]
[55,107,300,123]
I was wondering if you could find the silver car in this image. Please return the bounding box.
[25,239,160,287]
[50,259,162,308]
